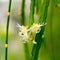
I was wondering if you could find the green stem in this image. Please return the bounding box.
[54,0,58,7]
[39,0,50,23]
[21,0,30,60]
[29,0,35,26]
[21,0,25,25]
[24,44,30,60]
[30,0,50,60]
[49,0,55,60]
[5,0,12,60]
[35,0,41,14]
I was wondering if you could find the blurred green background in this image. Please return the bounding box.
[0,0,60,60]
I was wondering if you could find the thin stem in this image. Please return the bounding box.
[21,0,25,25]
[54,0,58,7]
[29,0,35,26]
[30,0,50,60]
[35,0,41,14]
[5,0,12,60]
[39,0,50,23]
[49,0,55,60]
[24,44,30,60]
[21,0,30,60]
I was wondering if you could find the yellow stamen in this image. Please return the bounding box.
[26,26,28,29]
[33,23,39,31]
[22,26,27,33]
[5,44,8,48]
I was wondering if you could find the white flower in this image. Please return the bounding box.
[29,23,42,33]
[19,32,29,43]
[17,23,46,44]
[17,23,28,33]
[17,24,29,43]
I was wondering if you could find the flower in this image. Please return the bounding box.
[29,23,43,33]
[17,23,46,44]
[17,24,29,43]
[20,26,28,34]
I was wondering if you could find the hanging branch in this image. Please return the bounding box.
[5,0,12,60]
[30,0,50,60]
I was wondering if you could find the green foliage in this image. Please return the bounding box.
[0,0,60,60]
